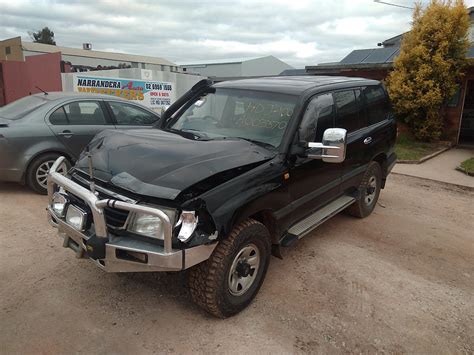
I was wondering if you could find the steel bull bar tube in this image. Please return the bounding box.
[95,200,172,253]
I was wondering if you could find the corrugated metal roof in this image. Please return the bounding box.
[22,42,175,66]
[178,56,267,66]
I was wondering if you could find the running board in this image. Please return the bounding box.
[287,195,356,240]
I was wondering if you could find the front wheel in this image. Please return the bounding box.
[188,219,271,318]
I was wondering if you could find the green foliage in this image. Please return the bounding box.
[460,157,474,174]
[386,0,470,141]
[395,133,444,160]
[30,27,56,45]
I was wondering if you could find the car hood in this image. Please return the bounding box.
[75,129,274,200]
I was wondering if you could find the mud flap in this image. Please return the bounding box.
[272,244,283,259]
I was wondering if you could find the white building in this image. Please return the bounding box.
[178,55,294,78]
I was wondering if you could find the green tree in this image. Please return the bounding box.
[30,27,56,45]
[386,0,470,141]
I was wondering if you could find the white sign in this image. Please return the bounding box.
[73,75,175,111]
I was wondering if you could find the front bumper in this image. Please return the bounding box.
[46,157,216,272]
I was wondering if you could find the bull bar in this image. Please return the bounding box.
[46,156,216,272]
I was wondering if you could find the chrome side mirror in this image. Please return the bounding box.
[307,128,347,163]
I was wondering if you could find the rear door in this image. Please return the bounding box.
[333,89,368,191]
[337,85,392,191]
[105,101,160,130]
[47,100,114,159]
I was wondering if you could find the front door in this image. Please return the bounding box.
[287,93,342,224]
[47,100,114,159]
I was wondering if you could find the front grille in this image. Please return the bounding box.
[104,205,129,228]
[71,173,132,229]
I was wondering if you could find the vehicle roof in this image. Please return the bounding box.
[213,76,380,95]
[30,91,129,102]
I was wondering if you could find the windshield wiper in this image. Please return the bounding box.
[182,128,210,139]
[232,137,275,149]
[166,128,210,140]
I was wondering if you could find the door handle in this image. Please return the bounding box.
[363,137,372,145]
[58,130,74,138]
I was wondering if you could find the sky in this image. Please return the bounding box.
[0,0,473,68]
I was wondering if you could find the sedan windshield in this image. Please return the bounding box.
[167,88,297,148]
[0,95,48,120]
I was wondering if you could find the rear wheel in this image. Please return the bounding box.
[26,153,70,194]
[346,161,382,218]
[188,219,271,318]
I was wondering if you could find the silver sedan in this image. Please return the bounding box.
[0,92,161,194]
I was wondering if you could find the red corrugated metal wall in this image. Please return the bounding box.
[0,52,62,106]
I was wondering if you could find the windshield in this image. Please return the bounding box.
[167,88,297,148]
[0,95,48,120]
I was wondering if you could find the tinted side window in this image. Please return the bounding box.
[334,90,360,133]
[49,107,68,125]
[108,101,158,125]
[299,93,335,142]
[63,101,107,125]
[363,86,388,125]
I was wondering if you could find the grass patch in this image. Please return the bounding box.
[460,157,474,175]
[395,134,444,161]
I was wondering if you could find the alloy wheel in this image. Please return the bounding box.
[36,160,68,189]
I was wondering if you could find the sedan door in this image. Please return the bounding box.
[47,100,114,160]
[105,101,160,130]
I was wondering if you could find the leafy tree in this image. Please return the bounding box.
[30,27,56,45]
[386,0,470,141]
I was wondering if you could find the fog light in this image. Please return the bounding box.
[52,193,67,217]
[66,205,86,231]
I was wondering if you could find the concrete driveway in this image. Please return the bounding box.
[393,148,474,188]
[0,174,473,354]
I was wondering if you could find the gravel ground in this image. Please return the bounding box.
[0,174,473,354]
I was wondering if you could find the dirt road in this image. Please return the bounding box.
[0,174,473,354]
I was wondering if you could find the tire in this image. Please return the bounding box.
[188,219,271,318]
[346,161,382,218]
[26,153,70,195]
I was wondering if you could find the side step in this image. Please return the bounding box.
[286,195,356,241]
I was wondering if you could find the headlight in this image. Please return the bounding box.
[51,192,67,217]
[177,211,199,242]
[128,206,176,240]
[65,205,87,231]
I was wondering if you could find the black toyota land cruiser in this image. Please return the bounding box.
[47,76,396,318]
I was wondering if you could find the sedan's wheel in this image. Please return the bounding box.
[35,160,68,190]
[346,161,382,218]
[188,219,271,318]
[26,153,70,195]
